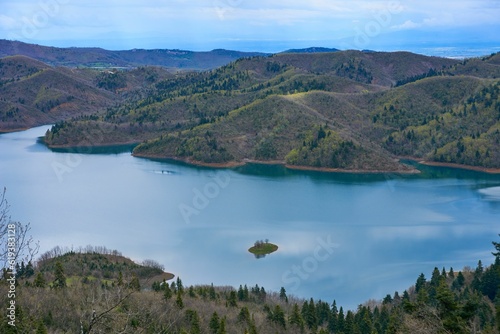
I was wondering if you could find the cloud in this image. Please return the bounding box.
[1,0,499,50]
[0,15,18,29]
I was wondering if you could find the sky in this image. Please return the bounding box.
[1,0,500,54]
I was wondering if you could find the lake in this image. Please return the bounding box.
[1,125,500,310]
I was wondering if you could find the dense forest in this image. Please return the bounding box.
[2,238,500,333]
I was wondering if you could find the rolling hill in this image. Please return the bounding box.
[3,46,499,171]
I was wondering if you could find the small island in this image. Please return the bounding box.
[248,239,278,258]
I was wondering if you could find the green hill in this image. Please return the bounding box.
[9,49,499,171]
[0,55,173,132]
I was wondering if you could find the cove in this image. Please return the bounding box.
[1,125,500,310]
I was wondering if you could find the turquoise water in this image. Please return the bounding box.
[1,126,499,310]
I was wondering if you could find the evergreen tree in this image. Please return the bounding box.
[289,303,305,331]
[415,273,426,293]
[209,283,217,300]
[227,290,237,307]
[472,260,484,291]
[452,271,465,291]
[188,285,196,297]
[337,307,345,332]
[272,305,286,329]
[25,261,34,277]
[237,306,250,324]
[176,291,184,309]
[185,309,201,334]
[33,272,46,288]
[238,285,245,301]
[164,283,173,300]
[344,310,355,334]
[328,300,338,332]
[218,317,227,334]
[52,261,66,289]
[209,312,220,334]
[279,286,288,303]
[117,271,124,286]
[177,277,184,294]
[302,298,318,330]
[448,267,455,278]
[358,306,374,334]
[129,274,140,291]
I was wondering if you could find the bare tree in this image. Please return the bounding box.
[0,187,39,271]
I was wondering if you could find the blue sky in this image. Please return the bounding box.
[1,0,500,53]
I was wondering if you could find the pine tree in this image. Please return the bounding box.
[273,305,286,329]
[237,306,250,324]
[209,283,217,300]
[185,309,201,334]
[289,303,305,331]
[415,273,426,293]
[129,274,140,291]
[176,291,184,309]
[279,286,288,303]
[117,271,124,286]
[448,267,455,278]
[52,261,66,288]
[164,283,173,300]
[209,312,220,334]
[227,290,237,307]
[217,317,227,334]
[33,272,46,288]
[177,277,184,294]
[337,306,345,332]
[344,310,355,334]
[328,300,338,332]
[302,298,318,331]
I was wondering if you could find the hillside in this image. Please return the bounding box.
[41,49,500,171]
[0,39,267,69]
[2,240,500,333]
[0,55,174,131]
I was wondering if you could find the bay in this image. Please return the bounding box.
[1,125,499,310]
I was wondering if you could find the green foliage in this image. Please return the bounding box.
[285,126,361,169]
[52,261,66,289]
[96,70,127,92]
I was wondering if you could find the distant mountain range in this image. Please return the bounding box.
[0,39,269,69]
[2,40,500,172]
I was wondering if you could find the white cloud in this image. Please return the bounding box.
[0,15,18,29]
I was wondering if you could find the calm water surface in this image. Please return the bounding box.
[1,126,500,310]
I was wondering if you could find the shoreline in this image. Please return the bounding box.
[133,152,421,174]
[401,157,500,174]
[41,140,500,175]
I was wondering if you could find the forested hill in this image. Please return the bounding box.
[0,39,267,69]
[40,50,500,172]
[3,239,500,333]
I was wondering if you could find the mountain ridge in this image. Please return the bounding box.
[0,39,269,69]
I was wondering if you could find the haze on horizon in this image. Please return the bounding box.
[0,0,500,53]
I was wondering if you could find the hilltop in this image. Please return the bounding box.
[41,49,500,172]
